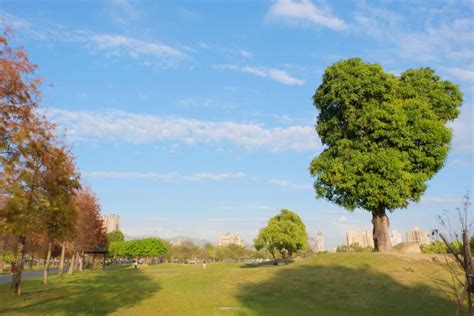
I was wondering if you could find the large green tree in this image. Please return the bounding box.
[254,209,308,259]
[309,58,463,252]
[107,230,125,243]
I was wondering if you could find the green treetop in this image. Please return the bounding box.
[255,209,308,259]
[310,58,463,252]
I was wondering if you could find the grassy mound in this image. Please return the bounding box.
[0,253,463,315]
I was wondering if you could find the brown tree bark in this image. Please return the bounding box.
[68,252,76,275]
[58,242,66,278]
[43,242,52,285]
[10,236,26,295]
[372,206,392,252]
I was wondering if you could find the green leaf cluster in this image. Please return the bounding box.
[254,209,308,259]
[107,230,125,243]
[109,238,167,258]
[310,58,463,212]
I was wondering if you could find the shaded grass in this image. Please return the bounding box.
[0,253,463,315]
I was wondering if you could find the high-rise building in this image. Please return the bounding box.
[346,229,374,248]
[390,230,403,246]
[346,230,363,247]
[102,214,120,233]
[315,231,325,252]
[361,230,374,248]
[406,226,431,245]
[218,233,244,247]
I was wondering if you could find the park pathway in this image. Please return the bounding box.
[0,268,59,284]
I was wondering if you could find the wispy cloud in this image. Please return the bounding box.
[84,171,245,182]
[266,0,346,31]
[1,12,189,68]
[83,33,187,63]
[45,108,321,152]
[439,66,474,83]
[448,116,474,155]
[269,178,312,190]
[198,42,253,59]
[337,215,348,223]
[106,0,142,26]
[213,64,304,85]
[353,4,474,63]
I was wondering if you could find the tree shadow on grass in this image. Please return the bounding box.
[1,266,160,315]
[241,259,294,269]
[236,263,460,316]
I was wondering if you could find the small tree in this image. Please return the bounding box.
[68,188,106,274]
[254,209,308,260]
[107,230,125,243]
[310,58,463,252]
[40,144,80,283]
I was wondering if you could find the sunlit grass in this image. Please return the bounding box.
[1,253,462,315]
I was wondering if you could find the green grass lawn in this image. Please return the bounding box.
[0,253,464,315]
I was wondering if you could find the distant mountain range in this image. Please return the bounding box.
[167,235,212,246]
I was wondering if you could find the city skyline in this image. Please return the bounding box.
[1,1,472,249]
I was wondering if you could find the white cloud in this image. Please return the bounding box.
[440,66,474,83]
[106,0,141,26]
[266,0,346,31]
[84,171,245,182]
[1,12,188,68]
[238,49,253,58]
[214,64,304,85]
[419,196,464,205]
[447,159,472,170]
[83,33,187,64]
[337,215,348,223]
[397,19,474,62]
[197,42,253,59]
[448,115,474,155]
[353,5,474,63]
[269,178,313,190]
[45,108,321,152]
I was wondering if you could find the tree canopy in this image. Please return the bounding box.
[107,230,125,243]
[309,58,463,251]
[254,209,308,259]
[109,238,167,259]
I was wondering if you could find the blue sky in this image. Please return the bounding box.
[1,0,473,248]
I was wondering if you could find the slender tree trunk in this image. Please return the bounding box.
[43,242,52,285]
[0,238,5,273]
[29,255,34,270]
[68,252,76,275]
[372,206,392,252]
[58,242,66,278]
[78,253,83,272]
[11,236,26,295]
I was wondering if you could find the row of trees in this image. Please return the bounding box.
[108,237,271,263]
[109,238,167,262]
[0,29,107,295]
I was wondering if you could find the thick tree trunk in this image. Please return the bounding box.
[68,252,76,275]
[372,206,392,252]
[43,242,52,285]
[10,236,26,295]
[58,242,66,278]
